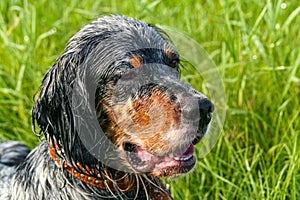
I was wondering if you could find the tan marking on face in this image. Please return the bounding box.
[96,88,181,155]
[129,105,151,127]
[117,88,181,154]
[129,89,180,129]
[96,98,124,147]
[164,48,174,60]
[129,55,143,68]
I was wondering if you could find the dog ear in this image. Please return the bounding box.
[31,32,110,163]
[31,54,79,151]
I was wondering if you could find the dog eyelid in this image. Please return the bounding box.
[170,59,179,69]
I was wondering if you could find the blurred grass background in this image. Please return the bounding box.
[0,0,299,199]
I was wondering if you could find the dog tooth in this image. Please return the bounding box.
[183,155,192,160]
[174,154,192,161]
[173,157,180,161]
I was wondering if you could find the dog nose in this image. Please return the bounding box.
[199,98,214,125]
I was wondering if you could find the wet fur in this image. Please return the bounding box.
[0,15,212,200]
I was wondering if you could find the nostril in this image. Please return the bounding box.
[199,98,214,124]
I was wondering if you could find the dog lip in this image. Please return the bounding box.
[192,136,201,145]
[122,142,196,176]
[172,144,194,159]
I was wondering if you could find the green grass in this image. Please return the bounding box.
[0,0,299,199]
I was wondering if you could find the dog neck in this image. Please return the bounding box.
[49,142,173,199]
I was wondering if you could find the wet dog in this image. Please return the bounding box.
[0,15,213,199]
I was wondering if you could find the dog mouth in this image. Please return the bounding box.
[122,142,196,178]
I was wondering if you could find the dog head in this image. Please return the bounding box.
[32,15,213,179]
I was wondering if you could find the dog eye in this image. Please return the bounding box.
[170,59,179,69]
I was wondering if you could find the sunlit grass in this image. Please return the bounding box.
[0,0,299,199]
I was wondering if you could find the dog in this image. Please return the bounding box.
[0,15,214,200]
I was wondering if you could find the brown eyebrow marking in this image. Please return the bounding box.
[164,48,174,60]
[129,55,143,68]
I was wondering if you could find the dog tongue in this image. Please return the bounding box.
[135,146,154,162]
[132,144,195,165]
[129,144,196,173]
[173,144,194,158]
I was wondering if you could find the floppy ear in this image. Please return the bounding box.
[31,54,79,154]
[31,30,113,164]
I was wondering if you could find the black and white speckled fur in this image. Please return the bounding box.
[0,15,176,200]
[1,142,150,199]
[0,15,213,200]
